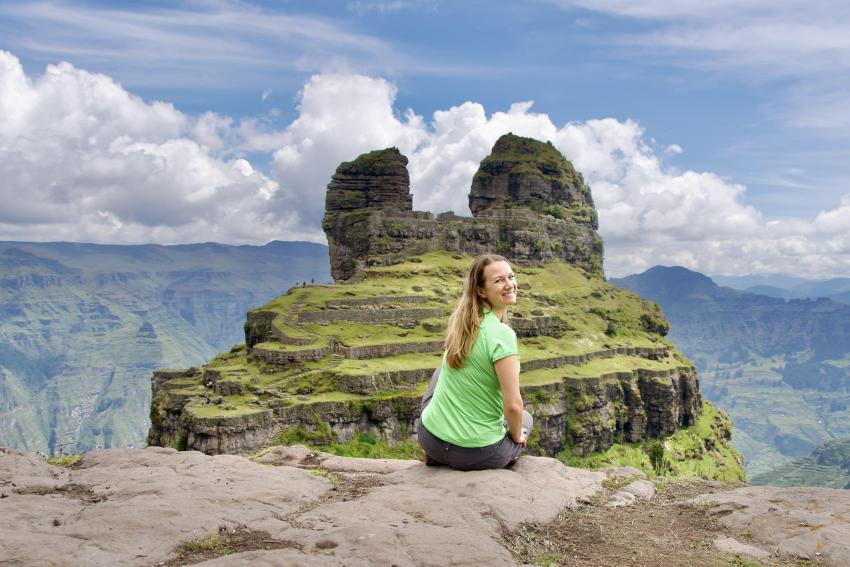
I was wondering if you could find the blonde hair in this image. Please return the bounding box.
[444,254,510,369]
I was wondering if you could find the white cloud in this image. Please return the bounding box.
[270,73,428,232]
[3,51,849,278]
[0,50,294,245]
[266,71,850,278]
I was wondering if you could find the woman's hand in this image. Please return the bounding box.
[518,427,528,448]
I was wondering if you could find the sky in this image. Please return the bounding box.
[1,0,849,278]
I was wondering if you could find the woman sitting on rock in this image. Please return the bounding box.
[418,254,533,470]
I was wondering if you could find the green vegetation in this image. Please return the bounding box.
[46,454,82,467]
[521,356,685,387]
[479,134,590,196]
[751,437,850,488]
[310,467,340,487]
[166,252,682,420]
[337,147,404,175]
[319,432,424,460]
[179,534,229,554]
[274,425,424,460]
[560,402,745,481]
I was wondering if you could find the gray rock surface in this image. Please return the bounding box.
[605,490,637,508]
[693,485,850,564]
[0,448,605,566]
[622,479,656,500]
[605,477,655,508]
[713,536,771,559]
[599,466,646,480]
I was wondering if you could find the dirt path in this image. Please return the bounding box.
[503,479,828,567]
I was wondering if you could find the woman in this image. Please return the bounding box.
[418,254,533,470]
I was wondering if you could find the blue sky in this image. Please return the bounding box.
[1,0,849,277]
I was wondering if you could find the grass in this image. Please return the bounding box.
[275,427,424,460]
[329,352,440,375]
[309,467,340,486]
[251,339,329,352]
[188,398,269,418]
[46,454,82,467]
[560,402,746,482]
[520,356,685,387]
[179,534,229,554]
[305,321,444,347]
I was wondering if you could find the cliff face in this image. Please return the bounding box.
[149,134,741,480]
[322,134,603,282]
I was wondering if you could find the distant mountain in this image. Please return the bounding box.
[751,437,850,489]
[711,273,808,291]
[714,273,850,306]
[612,266,850,478]
[743,285,793,299]
[0,240,329,454]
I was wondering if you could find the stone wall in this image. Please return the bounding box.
[297,307,444,324]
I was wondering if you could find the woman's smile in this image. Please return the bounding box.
[479,260,518,313]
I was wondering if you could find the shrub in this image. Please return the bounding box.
[645,440,667,475]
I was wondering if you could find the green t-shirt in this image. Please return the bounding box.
[421,310,519,447]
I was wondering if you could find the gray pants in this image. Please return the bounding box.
[418,367,533,471]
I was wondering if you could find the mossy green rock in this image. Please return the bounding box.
[322,134,603,281]
[470,133,597,228]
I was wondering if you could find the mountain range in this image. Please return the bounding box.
[713,273,850,304]
[0,240,330,454]
[612,266,850,477]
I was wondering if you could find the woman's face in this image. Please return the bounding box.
[477,260,517,310]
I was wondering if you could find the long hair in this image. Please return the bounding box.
[444,254,509,369]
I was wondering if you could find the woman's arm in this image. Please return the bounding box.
[495,354,527,446]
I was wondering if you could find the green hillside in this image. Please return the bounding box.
[149,251,744,481]
[751,437,850,488]
[0,241,329,453]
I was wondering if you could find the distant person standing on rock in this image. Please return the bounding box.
[418,254,532,470]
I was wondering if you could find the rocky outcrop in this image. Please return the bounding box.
[324,148,413,213]
[322,134,604,281]
[693,486,850,564]
[3,448,847,566]
[469,133,596,225]
[0,447,605,566]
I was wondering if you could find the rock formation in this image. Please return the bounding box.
[469,133,596,220]
[148,133,743,481]
[323,134,603,281]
